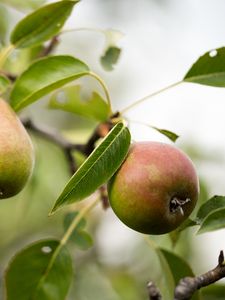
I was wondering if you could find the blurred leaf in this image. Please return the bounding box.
[197,207,225,234]
[177,218,198,231]
[10,55,89,111]
[0,74,10,94]
[184,47,225,87]
[0,3,8,45]
[101,46,121,71]
[10,0,78,48]
[63,212,93,250]
[201,284,225,299]
[51,122,131,214]
[196,195,225,223]
[100,29,123,71]
[160,249,200,300]
[151,126,179,142]
[5,239,73,300]
[0,0,46,11]
[49,85,110,122]
[145,238,174,299]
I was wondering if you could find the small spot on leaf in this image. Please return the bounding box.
[209,49,217,57]
[41,246,52,254]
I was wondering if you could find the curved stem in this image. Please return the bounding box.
[36,197,100,293]
[61,197,100,246]
[120,81,182,115]
[61,27,105,36]
[0,45,14,69]
[88,71,112,113]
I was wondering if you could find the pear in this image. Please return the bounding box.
[108,142,199,234]
[0,99,34,199]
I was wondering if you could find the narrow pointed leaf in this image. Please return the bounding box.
[49,85,110,122]
[5,239,73,300]
[10,1,78,48]
[184,47,225,87]
[51,122,131,214]
[197,207,225,234]
[10,55,89,111]
[196,195,225,223]
[151,126,179,142]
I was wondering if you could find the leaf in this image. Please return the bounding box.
[151,126,179,142]
[100,29,123,71]
[5,239,73,300]
[51,122,131,214]
[0,3,8,45]
[0,74,10,94]
[63,212,93,250]
[201,284,225,300]
[100,46,121,71]
[196,195,225,223]
[160,249,201,300]
[184,47,225,87]
[197,207,225,234]
[10,0,78,48]
[144,238,174,299]
[49,85,110,122]
[10,55,89,111]
[0,0,46,11]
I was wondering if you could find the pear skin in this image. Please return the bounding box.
[0,99,34,199]
[108,142,199,234]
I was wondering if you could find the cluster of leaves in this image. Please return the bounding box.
[0,1,225,299]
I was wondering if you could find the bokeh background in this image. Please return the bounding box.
[0,0,225,299]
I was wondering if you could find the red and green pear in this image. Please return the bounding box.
[108,141,199,234]
[0,99,34,199]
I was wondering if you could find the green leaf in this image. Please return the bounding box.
[10,0,78,48]
[5,239,73,300]
[0,3,8,45]
[63,212,93,250]
[201,284,225,300]
[100,29,123,71]
[51,122,131,214]
[184,47,225,87]
[0,74,10,94]
[49,85,110,122]
[151,126,179,142]
[0,0,46,11]
[144,238,174,299]
[100,46,121,71]
[197,207,225,234]
[196,195,225,223]
[10,55,90,111]
[160,249,201,300]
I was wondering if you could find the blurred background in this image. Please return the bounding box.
[0,0,225,299]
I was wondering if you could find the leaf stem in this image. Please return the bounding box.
[88,71,112,113]
[35,197,100,294]
[120,81,182,115]
[0,45,14,69]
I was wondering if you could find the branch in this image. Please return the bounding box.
[174,250,225,300]
[147,282,162,300]
[38,36,59,58]
[146,251,225,300]
[22,118,113,178]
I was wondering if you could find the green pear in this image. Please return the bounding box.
[0,99,34,199]
[108,142,199,234]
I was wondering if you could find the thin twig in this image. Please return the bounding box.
[174,250,225,300]
[38,36,59,58]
